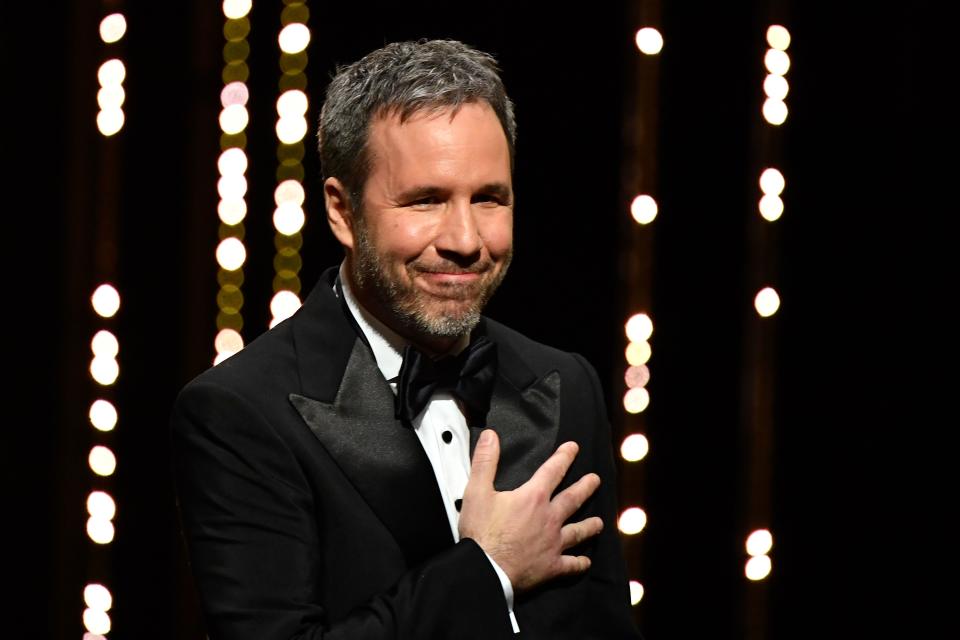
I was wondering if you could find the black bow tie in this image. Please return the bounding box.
[395,336,498,426]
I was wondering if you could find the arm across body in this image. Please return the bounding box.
[171,381,515,640]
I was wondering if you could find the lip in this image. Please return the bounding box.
[418,271,481,285]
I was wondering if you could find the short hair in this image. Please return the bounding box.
[317,38,517,212]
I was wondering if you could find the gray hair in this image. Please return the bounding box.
[317,39,517,212]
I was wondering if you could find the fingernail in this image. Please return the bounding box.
[479,429,493,445]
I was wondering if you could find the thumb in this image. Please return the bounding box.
[468,429,500,490]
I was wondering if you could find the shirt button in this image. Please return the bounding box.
[455,498,462,512]
[441,430,453,444]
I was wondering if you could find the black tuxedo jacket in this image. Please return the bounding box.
[172,268,641,639]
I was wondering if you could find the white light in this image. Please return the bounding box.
[222,0,252,19]
[763,74,789,101]
[624,364,650,389]
[214,328,244,354]
[218,198,248,225]
[620,433,650,462]
[84,583,113,611]
[83,633,107,640]
[86,517,115,544]
[221,81,250,108]
[623,387,650,414]
[89,399,118,432]
[618,507,647,535]
[759,195,784,221]
[625,341,652,366]
[89,446,117,477]
[275,180,306,206]
[90,284,120,318]
[629,580,644,605]
[90,356,119,386]
[762,98,788,125]
[754,287,781,317]
[96,109,125,137]
[764,49,791,76]
[213,351,235,366]
[218,148,248,176]
[97,59,126,86]
[216,238,247,271]
[745,554,772,581]
[277,90,309,117]
[278,23,311,54]
[630,194,658,224]
[625,313,653,342]
[276,116,309,144]
[90,330,119,358]
[634,28,664,55]
[274,203,306,235]
[99,13,127,43]
[87,491,116,520]
[759,168,785,195]
[746,529,774,556]
[217,174,248,200]
[96,85,125,110]
[767,25,791,51]
[270,290,302,325]
[219,104,249,134]
[82,607,111,635]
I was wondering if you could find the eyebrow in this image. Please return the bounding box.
[395,182,513,203]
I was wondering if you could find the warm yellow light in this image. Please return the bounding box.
[754,287,781,317]
[222,0,252,19]
[218,148,248,176]
[746,529,774,556]
[276,116,309,144]
[274,203,306,235]
[745,554,772,580]
[625,341,652,366]
[90,356,119,386]
[86,517,115,544]
[218,199,247,225]
[766,25,791,51]
[91,284,121,317]
[620,433,649,462]
[629,580,644,605]
[625,313,653,342]
[759,168,785,195]
[762,98,788,125]
[96,109,125,137]
[83,584,113,611]
[630,194,658,224]
[216,238,247,271]
[277,89,309,117]
[623,387,650,414]
[278,23,311,54]
[634,28,664,55]
[624,364,650,389]
[97,59,126,86]
[275,180,306,206]
[96,85,125,110]
[82,607,111,635]
[99,13,127,43]
[764,49,791,76]
[763,74,789,101]
[618,507,647,534]
[89,446,117,477]
[759,194,784,221]
[215,328,244,354]
[217,174,248,200]
[270,290,302,325]
[221,81,250,107]
[89,399,118,432]
[87,491,116,520]
[90,330,119,358]
[219,104,249,134]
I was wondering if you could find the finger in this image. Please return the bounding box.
[552,554,592,577]
[527,441,579,492]
[551,472,601,519]
[467,429,500,490]
[559,517,603,551]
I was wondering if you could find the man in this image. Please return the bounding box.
[172,39,640,639]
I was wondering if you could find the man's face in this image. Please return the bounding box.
[346,101,514,349]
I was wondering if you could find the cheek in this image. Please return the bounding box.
[482,213,513,259]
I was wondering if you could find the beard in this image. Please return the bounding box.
[351,221,512,341]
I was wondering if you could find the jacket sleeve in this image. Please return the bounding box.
[171,379,515,640]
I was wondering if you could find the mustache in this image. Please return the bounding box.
[411,260,493,275]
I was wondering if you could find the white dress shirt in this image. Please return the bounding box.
[337,266,520,633]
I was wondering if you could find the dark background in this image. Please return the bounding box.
[4,0,952,637]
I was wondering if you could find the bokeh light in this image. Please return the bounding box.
[766,25,791,51]
[763,74,789,101]
[89,399,118,432]
[746,529,774,556]
[90,356,119,386]
[759,168,785,195]
[86,517,115,545]
[99,13,127,43]
[624,365,650,389]
[97,59,126,86]
[634,28,664,55]
[276,116,309,144]
[275,180,306,206]
[222,0,252,20]
[620,433,649,462]
[618,507,648,534]
[745,554,772,580]
[83,584,113,611]
[629,581,644,605]
[90,330,119,358]
[764,49,791,76]
[759,194,784,221]
[625,341,652,366]
[219,104,249,134]
[278,23,311,54]
[274,203,306,235]
[630,194,658,224]
[625,313,653,342]
[216,238,247,271]
[218,199,248,225]
[220,81,250,107]
[91,284,120,318]
[623,387,650,414]
[270,290,302,325]
[214,328,244,354]
[87,491,116,520]
[762,98,788,125]
[754,286,781,317]
[82,608,111,635]
[89,446,117,477]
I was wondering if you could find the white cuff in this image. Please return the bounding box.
[483,551,520,633]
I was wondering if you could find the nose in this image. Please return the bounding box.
[434,199,483,259]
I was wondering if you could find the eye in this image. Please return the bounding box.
[408,196,439,208]
[473,194,505,205]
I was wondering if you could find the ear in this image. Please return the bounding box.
[324,177,356,251]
